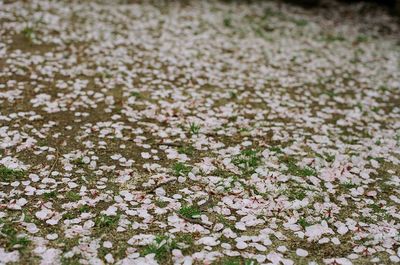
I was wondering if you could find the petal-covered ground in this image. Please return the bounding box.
[1,0,400,264]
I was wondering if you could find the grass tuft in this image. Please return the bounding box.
[232,149,261,175]
[340,182,357,190]
[65,191,80,202]
[178,205,201,219]
[188,122,201,135]
[141,235,178,262]
[298,217,311,229]
[43,191,57,200]
[284,187,307,201]
[72,157,85,166]
[95,214,120,228]
[178,145,195,156]
[172,162,192,176]
[280,156,317,177]
[21,26,35,41]
[0,166,25,182]
[215,256,259,265]
[0,219,31,250]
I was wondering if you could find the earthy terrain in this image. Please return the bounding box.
[0,0,400,264]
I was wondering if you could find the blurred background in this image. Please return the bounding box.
[247,0,400,15]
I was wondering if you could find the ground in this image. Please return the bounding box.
[0,0,400,264]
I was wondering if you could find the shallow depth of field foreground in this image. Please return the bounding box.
[1,0,400,264]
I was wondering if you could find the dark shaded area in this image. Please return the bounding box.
[286,0,399,15]
[286,0,396,5]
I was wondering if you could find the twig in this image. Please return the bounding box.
[145,179,175,194]
[46,149,59,178]
[157,141,183,147]
[176,212,211,228]
[199,195,214,210]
